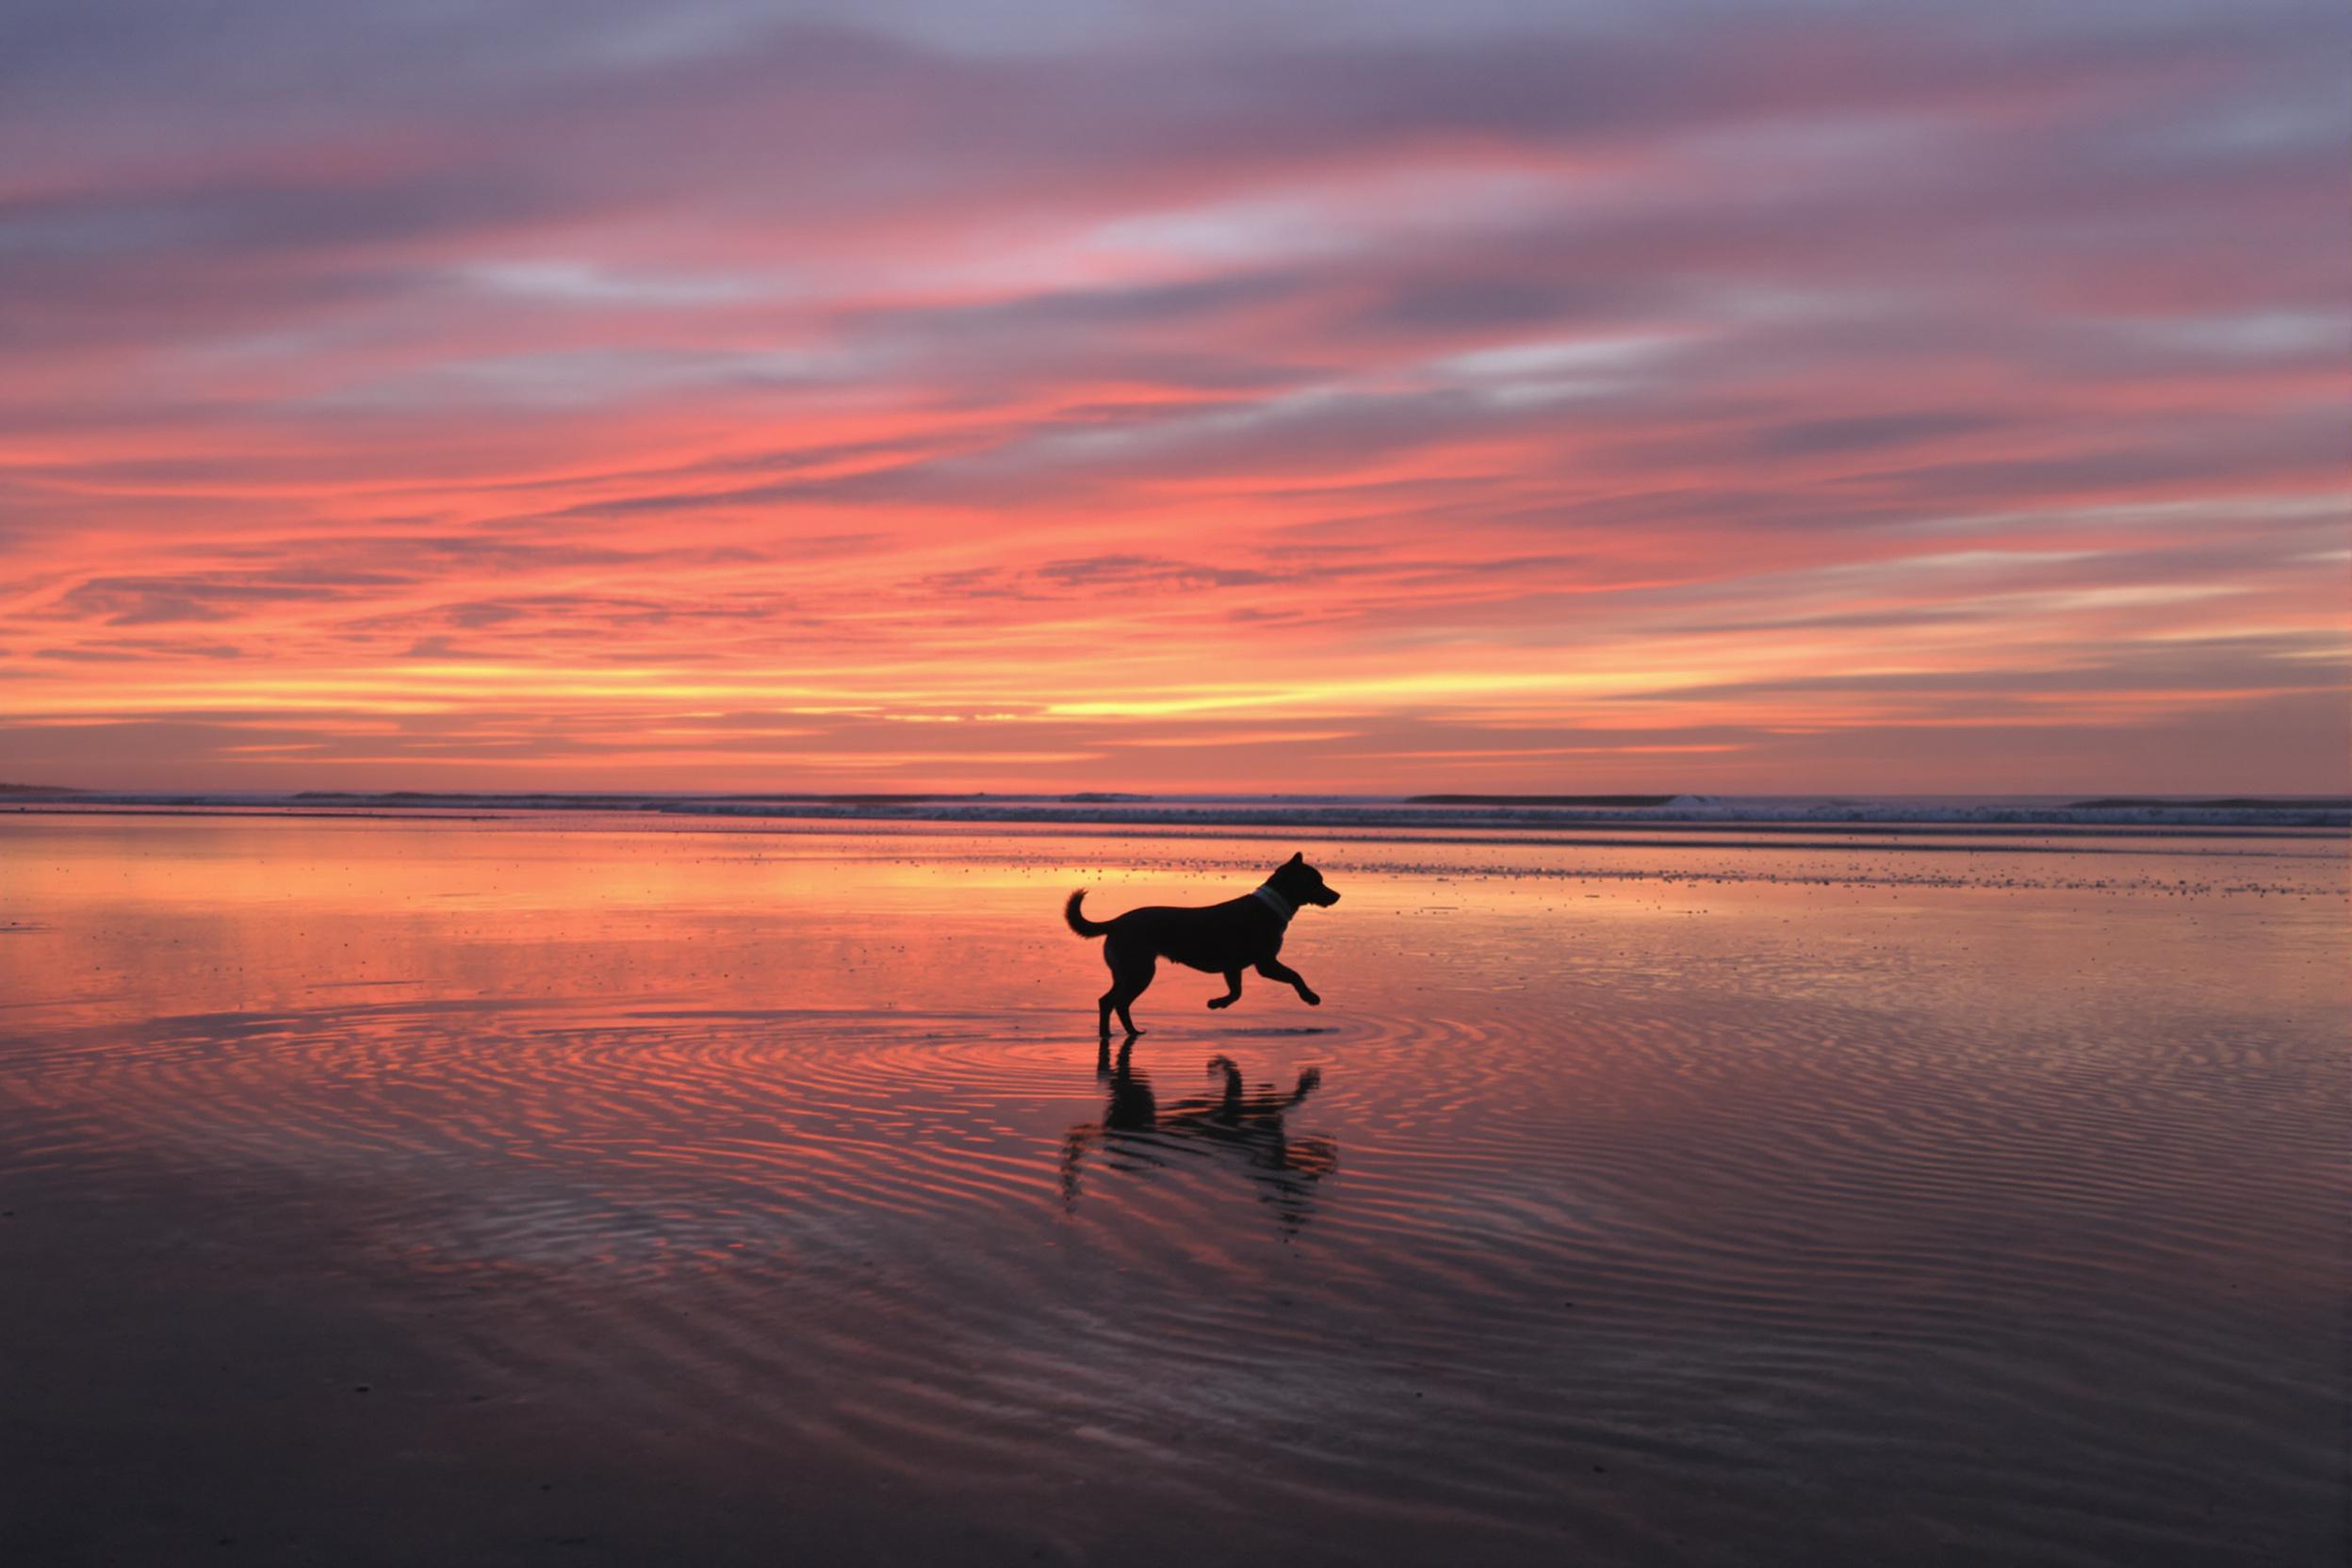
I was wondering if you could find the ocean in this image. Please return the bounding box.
[1,805,2343,1564]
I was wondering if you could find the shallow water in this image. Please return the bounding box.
[1,813,2344,1565]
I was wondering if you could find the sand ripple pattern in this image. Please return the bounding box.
[3,972,2342,1566]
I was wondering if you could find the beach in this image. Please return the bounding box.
[2,808,2344,1565]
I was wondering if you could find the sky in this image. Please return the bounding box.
[2,0,2345,794]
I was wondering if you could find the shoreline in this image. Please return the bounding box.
[4,799,2345,841]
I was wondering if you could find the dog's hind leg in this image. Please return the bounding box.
[1097,939,1124,1038]
[1206,970,1244,1010]
[1253,957,1321,1007]
[1100,941,1155,1039]
[1108,971,1151,1037]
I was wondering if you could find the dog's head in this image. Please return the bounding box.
[1267,851,1341,908]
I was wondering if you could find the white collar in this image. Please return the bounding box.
[1251,883,1295,924]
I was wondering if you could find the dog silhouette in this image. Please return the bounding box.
[1065,854,1341,1039]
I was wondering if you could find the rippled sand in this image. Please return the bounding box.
[1,813,2344,1565]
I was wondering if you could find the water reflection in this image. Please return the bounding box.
[1063,1044,1338,1231]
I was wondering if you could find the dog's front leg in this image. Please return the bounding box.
[1206,970,1244,1010]
[1254,957,1320,1006]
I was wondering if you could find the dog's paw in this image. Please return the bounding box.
[1300,990,1322,1006]
[1206,996,1233,1010]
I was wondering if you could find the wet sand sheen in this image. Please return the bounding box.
[1,814,2344,1565]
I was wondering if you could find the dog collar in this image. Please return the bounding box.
[1251,884,1295,924]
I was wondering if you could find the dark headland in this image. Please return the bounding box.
[1405,793,1678,808]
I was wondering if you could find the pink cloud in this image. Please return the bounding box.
[1,1,2344,792]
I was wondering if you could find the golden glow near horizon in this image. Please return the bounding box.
[2,3,2345,793]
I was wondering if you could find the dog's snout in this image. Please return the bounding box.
[1323,889,1342,905]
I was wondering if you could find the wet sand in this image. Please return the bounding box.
[1,813,2344,1565]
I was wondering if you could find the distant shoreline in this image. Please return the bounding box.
[2,789,2344,836]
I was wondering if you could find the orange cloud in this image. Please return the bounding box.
[1,2,2344,792]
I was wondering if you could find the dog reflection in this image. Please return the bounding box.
[1062,1049,1337,1231]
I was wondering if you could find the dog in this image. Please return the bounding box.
[1064,853,1341,1039]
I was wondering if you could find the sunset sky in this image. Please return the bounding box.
[3,0,2345,793]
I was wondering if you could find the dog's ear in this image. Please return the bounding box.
[1287,852,1302,866]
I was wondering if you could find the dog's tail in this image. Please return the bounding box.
[1206,1055,1243,1104]
[1064,890,1110,939]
